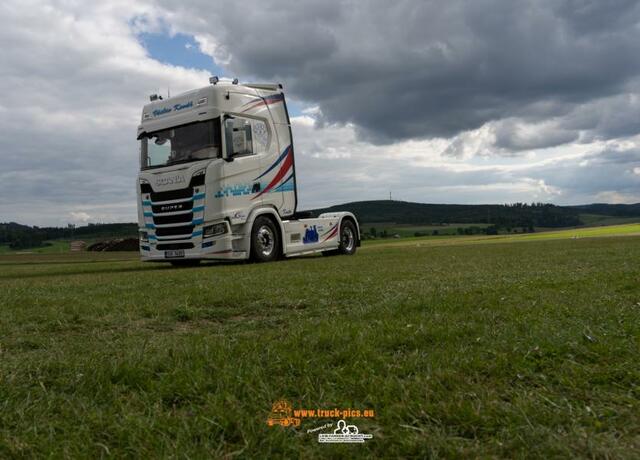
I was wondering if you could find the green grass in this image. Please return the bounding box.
[363,222,640,249]
[507,222,640,240]
[578,213,640,227]
[0,240,71,254]
[1,232,639,458]
[362,216,640,239]
[362,222,490,237]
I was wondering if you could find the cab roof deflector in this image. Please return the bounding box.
[244,83,283,91]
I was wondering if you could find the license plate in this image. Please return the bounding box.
[165,250,185,258]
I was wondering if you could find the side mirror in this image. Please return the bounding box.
[223,116,235,162]
[231,129,248,153]
[223,115,253,160]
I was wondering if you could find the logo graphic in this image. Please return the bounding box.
[318,419,373,443]
[156,174,186,187]
[266,400,301,428]
[152,107,172,117]
[303,225,319,244]
[152,101,194,117]
[159,203,185,212]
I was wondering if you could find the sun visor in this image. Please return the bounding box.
[137,107,221,139]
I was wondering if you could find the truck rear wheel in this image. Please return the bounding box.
[250,216,280,263]
[338,220,357,255]
[323,219,357,256]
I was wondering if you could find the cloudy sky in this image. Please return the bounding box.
[1,0,639,226]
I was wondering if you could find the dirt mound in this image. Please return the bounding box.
[87,238,139,251]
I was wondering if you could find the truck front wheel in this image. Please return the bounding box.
[250,216,280,263]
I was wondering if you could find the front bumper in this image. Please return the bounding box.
[140,231,247,261]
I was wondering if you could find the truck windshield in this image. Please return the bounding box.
[140,118,221,170]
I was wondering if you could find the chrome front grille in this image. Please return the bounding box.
[155,224,195,237]
[140,173,205,244]
[153,212,193,225]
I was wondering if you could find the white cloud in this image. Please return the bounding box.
[0,0,638,226]
[595,191,640,204]
[69,211,91,223]
[0,0,209,225]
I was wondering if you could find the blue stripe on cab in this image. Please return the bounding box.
[272,173,294,193]
[254,145,291,180]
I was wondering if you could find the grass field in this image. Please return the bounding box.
[0,240,70,254]
[1,229,639,458]
[361,222,491,237]
[357,215,640,239]
[578,213,640,227]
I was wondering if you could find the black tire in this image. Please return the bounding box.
[337,220,358,255]
[250,216,280,263]
[170,259,201,267]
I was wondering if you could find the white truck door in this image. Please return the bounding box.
[219,116,263,218]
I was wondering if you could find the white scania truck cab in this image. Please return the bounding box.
[136,78,360,265]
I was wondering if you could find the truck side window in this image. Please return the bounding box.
[252,120,269,154]
[224,116,253,157]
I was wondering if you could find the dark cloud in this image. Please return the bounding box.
[161,0,640,143]
[491,120,574,151]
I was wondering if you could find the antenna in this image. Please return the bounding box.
[389,191,392,201]
[168,86,170,98]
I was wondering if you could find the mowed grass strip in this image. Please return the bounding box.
[364,222,640,249]
[0,235,639,458]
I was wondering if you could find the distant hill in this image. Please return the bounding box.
[311,200,640,227]
[566,203,640,217]
[310,200,587,227]
[1,201,638,251]
[0,222,137,250]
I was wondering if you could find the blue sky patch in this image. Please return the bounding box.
[136,27,308,116]
[138,31,224,75]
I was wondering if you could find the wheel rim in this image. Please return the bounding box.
[256,225,275,257]
[342,226,355,252]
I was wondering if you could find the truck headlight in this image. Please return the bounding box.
[140,231,149,242]
[203,222,227,238]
